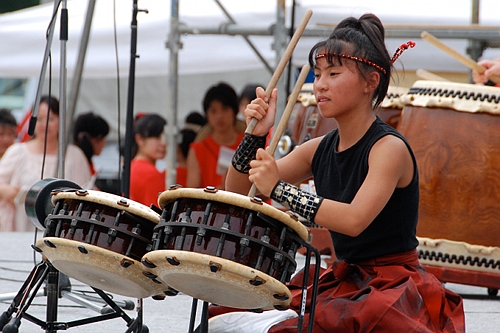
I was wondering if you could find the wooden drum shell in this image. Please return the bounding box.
[398,80,500,248]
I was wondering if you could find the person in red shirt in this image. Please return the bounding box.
[175,111,206,187]
[129,113,167,207]
[186,82,244,189]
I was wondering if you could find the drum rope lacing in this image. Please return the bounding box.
[418,250,500,270]
[408,86,500,103]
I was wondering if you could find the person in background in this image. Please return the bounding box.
[0,95,92,232]
[237,83,262,120]
[0,108,17,159]
[186,82,244,190]
[73,112,110,176]
[471,56,500,87]
[176,111,206,187]
[129,113,167,207]
[211,13,465,333]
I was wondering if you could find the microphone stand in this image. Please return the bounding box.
[27,0,59,136]
[121,0,148,198]
[42,0,69,326]
[0,2,144,332]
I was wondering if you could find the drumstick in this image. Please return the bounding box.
[420,31,500,84]
[247,64,311,198]
[416,68,450,81]
[245,9,313,135]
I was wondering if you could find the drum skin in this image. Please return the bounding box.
[398,81,500,247]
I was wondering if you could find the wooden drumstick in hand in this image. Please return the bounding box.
[420,31,500,84]
[245,9,313,135]
[247,64,311,198]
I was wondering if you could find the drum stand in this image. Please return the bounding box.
[0,259,147,333]
[189,242,321,333]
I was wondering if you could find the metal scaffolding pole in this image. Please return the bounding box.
[66,0,96,143]
[163,0,500,187]
[165,0,181,187]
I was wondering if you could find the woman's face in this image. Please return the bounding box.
[90,136,106,156]
[136,132,167,163]
[0,124,16,157]
[35,101,59,142]
[313,56,372,119]
[206,100,236,133]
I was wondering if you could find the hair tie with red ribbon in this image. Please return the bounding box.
[391,41,416,63]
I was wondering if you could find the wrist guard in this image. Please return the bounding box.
[231,133,267,174]
[270,180,323,222]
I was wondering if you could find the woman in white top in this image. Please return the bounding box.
[0,95,92,232]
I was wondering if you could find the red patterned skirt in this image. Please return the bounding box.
[210,249,465,333]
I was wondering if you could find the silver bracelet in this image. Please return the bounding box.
[270,180,323,222]
[231,133,267,174]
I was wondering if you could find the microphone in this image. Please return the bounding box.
[27,114,37,136]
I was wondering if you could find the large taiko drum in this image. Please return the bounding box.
[278,83,337,157]
[34,189,166,299]
[279,84,406,157]
[141,186,310,311]
[398,80,500,282]
[376,86,408,129]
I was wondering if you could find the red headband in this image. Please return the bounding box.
[315,52,387,74]
[315,41,416,75]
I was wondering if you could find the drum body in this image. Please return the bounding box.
[398,80,500,282]
[280,84,406,157]
[142,187,309,310]
[35,189,165,299]
[399,80,500,247]
[376,86,408,129]
[279,83,337,157]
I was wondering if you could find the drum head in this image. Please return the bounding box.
[142,250,292,311]
[51,189,161,223]
[35,237,167,299]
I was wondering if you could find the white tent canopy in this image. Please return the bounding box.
[1,0,500,79]
[1,0,499,179]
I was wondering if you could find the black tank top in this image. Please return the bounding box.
[311,117,419,262]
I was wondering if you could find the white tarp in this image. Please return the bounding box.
[1,0,499,176]
[1,0,500,79]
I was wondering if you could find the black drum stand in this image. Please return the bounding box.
[189,241,321,333]
[0,259,146,333]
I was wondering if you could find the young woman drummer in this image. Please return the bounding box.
[217,13,466,333]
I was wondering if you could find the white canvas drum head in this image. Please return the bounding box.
[142,250,292,311]
[36,237,167,299]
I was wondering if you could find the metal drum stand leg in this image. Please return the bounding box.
[0,259,147,333]
[296,241,321,333]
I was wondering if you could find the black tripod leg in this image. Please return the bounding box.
[188,298,199,333]
[198,301,209,333]
[92,288,148,333]
[44,265,60,333]
[0,261,50,332]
